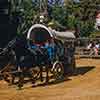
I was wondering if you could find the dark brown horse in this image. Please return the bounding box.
[0,35,50,89]
[0,48,16,84]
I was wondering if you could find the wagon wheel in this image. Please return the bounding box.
[52,61,64,80]
[0,49,16,84]
[2,72,13,83]
[1,65,15,85]
[30,66,41,80]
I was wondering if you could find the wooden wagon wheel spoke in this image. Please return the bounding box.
[52,61,64,80]
[2,71,13,83]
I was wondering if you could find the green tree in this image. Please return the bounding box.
[64,0,100,37]
[10,0,37,34]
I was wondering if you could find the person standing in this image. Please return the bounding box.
[94,42,100,55]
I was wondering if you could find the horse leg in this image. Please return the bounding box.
[10,74,15,85]
[30,76,35,85]
[6,74,15,86]
[3,73,10,83]
[17,67,24,90]
[6,65,15,85]
[40,66,43,82]
[18,72,24,89]
[2,64,16,85]
[45,66,49,84]
[28,68,35,86]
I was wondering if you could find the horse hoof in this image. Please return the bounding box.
[44,82,48,86]
[16,86,22,90]
[17,84,23,90]
[31,84,36,88]
[45,80,49,85]
[8,83,12,86]
[41,79,43,82]
[32,81,35,84]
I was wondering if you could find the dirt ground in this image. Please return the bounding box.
[0,58,100,100]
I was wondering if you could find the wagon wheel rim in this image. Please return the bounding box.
[52,61,64,80]
[2,72,12,83]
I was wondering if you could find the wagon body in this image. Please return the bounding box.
[27,24,76,74]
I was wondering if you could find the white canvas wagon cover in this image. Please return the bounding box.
[27,24,75,44]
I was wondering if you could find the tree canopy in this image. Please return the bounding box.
[10,0,100,37]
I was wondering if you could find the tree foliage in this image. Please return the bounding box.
[10,0,100,37]
[63,0,100,37]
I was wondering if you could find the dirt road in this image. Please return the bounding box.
[0,58,100,100]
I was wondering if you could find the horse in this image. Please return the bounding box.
[0,34,50,88]
[0,46,16,84]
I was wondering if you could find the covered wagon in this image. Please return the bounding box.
[27,24,76,75]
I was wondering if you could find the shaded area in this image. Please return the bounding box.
[22,77,71,90]
[0,65,95,89]
[16,66,95,90]
[70,66,95,76]
[30,27,51,44]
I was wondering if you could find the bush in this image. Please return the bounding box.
[80,21,95,37]
[89,31,100,38]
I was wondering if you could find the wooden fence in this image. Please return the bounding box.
[74,38,100,58]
